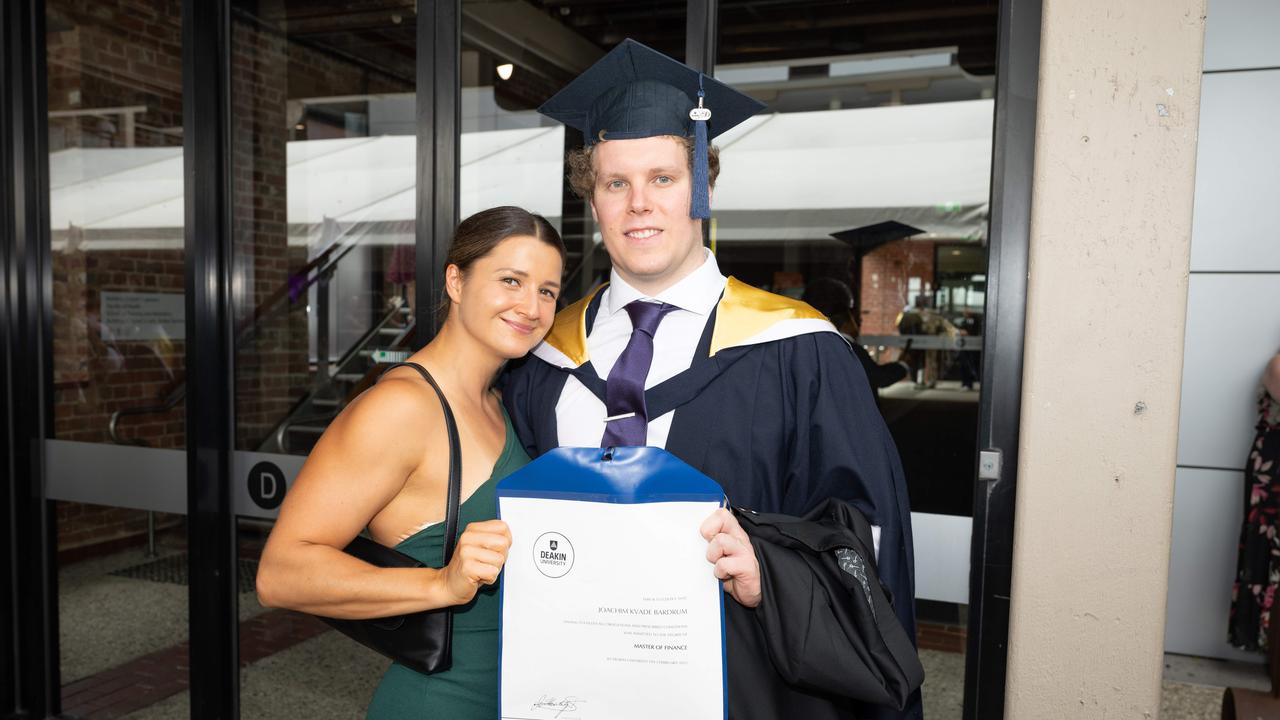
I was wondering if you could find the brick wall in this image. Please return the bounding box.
[48,0,186,554]
[45,0,414,555]
[47,0,183,151]
[859,239,937,335]
[52,248,186,447]
[50,246,187,554]
[231,11,301,450]
[56,503,182,556]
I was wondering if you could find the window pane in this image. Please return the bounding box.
[46,0,190,715]
[230,1,418,715]
[232,0,419,458]
[460,1,687,304]
[716,4,999,717]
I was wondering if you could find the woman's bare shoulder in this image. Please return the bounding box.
[320,370,448,457]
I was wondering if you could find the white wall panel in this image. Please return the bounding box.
[1176,274,1280,469]
[1190,70,1280,272]
[1203,0,1280,72]
[911,512,971,604]
[1164,467,1261,662]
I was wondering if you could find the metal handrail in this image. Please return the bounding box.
[327,297,410,380]
[271,309,415,450]
[234,223,366,348]
[108,384,186,445]
[274,412,339,455]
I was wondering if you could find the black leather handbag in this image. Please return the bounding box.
[319,361,462,675]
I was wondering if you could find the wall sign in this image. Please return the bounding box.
[100,291,185,341]
[247,461,287,511]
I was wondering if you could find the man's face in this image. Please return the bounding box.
[589,135,705,295]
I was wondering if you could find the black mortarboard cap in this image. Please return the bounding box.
[538,38,765,219]
[831,221,925,253]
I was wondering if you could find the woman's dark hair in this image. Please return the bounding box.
[437,206,566,324]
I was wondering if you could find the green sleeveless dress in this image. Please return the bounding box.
[366,411,529,719]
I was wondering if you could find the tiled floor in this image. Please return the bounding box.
[61,609,331,719]
[53,543,1258,719]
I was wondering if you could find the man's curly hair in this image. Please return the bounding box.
[565,135,721,200]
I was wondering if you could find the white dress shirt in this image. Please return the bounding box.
[555,249,727,448]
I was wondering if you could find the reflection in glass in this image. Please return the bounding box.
[231,0,418,457]
[231,2,418,716]
[459,2,686,304]
[46,0,190,715]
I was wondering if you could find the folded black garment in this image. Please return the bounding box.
[731,499,925,714]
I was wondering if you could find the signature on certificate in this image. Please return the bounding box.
[530,694,587,718]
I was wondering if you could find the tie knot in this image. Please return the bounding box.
[624,300,675,337]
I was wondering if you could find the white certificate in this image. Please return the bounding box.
[496,447,726,720]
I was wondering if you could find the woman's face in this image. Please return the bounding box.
[448,234,563,359]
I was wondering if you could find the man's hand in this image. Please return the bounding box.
[700,508,762,608]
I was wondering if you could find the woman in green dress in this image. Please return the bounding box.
[255,206,565,718]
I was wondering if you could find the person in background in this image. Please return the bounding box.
[802,276,910,390]
[1229,348,1280,654]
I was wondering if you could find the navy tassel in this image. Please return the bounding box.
[691,83,711,220]
[692,116,710,219]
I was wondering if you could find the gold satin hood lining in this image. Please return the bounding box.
[539,277,828,366]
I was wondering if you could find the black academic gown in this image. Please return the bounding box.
[502,281,922,720]
[851,342,910,390]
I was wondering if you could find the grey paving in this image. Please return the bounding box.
[1160,681,1226,720]
[1160,652,1268,720]
[124,632,387,720]
[59,544,1252,719]
[1165,652,1268,692]
[59,544,267,683]
[921,649,964,718]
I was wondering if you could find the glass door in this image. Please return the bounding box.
[44,0,192,715]
[228,1,420,714]
[712,6,1000,716]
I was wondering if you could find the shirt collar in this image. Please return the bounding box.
[605,248,727,317]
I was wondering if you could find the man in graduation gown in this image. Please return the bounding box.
[502,39,921,720]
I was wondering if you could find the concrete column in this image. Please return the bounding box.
[1004,0,1207,716]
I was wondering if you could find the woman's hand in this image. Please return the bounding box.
[440,519,512,606]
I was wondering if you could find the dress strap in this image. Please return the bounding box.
[379,362,463,567]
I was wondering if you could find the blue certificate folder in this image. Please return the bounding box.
[495,446,728,720]
[495,446,726,504]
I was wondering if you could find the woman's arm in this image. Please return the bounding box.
[255,378,510,619]
[1264,353,1280,401]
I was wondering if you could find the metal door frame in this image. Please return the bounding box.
[1,0,1037,716]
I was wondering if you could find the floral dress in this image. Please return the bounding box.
[1230,387,1280,650]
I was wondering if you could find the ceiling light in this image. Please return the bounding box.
[496,63,514,81]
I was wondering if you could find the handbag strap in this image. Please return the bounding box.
[380,362,462,568]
